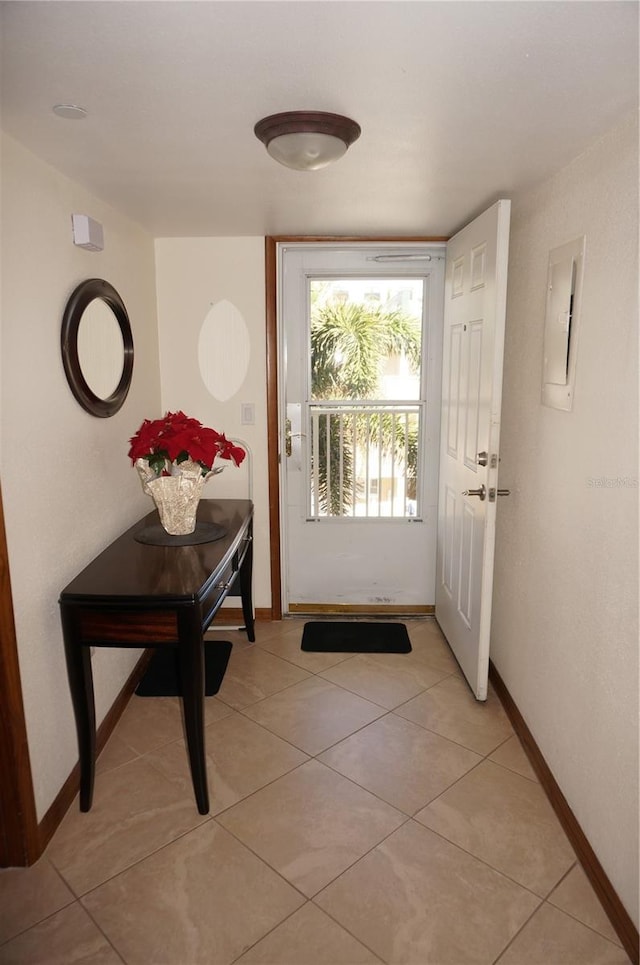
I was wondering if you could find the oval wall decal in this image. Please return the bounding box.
[198,299,250,401]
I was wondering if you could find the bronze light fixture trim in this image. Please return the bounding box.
[254,111,361,171]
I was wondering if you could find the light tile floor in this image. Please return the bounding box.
[0,618,630,965]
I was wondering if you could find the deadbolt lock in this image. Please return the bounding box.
[477,452,500,468]
[477,451,500,469]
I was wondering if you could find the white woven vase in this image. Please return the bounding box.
[135,458,218,535]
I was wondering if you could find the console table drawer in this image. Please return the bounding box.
[201,559,237,627]
[78,608,178,644]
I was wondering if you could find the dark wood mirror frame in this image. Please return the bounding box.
[61,278,134,418]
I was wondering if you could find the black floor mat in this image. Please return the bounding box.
[135,641,232,697]
[301,621,411,654]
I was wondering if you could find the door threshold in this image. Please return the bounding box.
[287,603,434,616]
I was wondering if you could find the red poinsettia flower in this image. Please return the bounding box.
[128,411,246,476]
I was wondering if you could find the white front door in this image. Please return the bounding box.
[280,244,445,612]
[435,201,511,699]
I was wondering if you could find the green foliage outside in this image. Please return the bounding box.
[309,301,422,515]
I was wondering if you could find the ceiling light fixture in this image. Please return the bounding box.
[254,111,361,171]
[52,104,87,120]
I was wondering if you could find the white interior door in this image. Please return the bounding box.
[435,200,511,700]
[280,244,445,612]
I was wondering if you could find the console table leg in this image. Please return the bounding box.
[60,607,96,812]
[239,529,255,642]
[177,608,209,814]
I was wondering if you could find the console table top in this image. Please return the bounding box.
[59,498,253,603]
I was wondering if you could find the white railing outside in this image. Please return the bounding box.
[307,401,422,518]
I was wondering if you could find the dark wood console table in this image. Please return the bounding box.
[59,498,254,815]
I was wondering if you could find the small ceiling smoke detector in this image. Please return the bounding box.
[254,111,361,171]
[53,104,87,120]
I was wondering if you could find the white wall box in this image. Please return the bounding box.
[71,213,104,251]
[542,236,585,411]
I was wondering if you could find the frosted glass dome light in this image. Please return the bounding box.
[254,111,361,172]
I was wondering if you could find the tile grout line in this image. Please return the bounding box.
[0,896,128,963]
[75,899,128,964]
[49,810,215,902]
[305,897,391,965]
[224,903,308,965]
[490,898,547,965]
[545,862,627,950]
[547,900,630,953]
[491,891,631,965]
[412,817,563,904]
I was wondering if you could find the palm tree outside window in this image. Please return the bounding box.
[308,278,424,518]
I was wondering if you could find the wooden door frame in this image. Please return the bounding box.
[264,236,448,619]
[0,481,39,866]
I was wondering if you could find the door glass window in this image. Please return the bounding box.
[308,277,424,518]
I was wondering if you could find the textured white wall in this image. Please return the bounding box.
[0,134,161,818]
[491,113,638,924]
[154,238,269,607]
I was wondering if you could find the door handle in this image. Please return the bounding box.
[285,419,306,458]
[488,488,511,501]
[463,485,486,501]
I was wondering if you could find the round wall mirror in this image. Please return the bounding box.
[61,278,134,417]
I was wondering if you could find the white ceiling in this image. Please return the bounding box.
[1,1,637,238]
